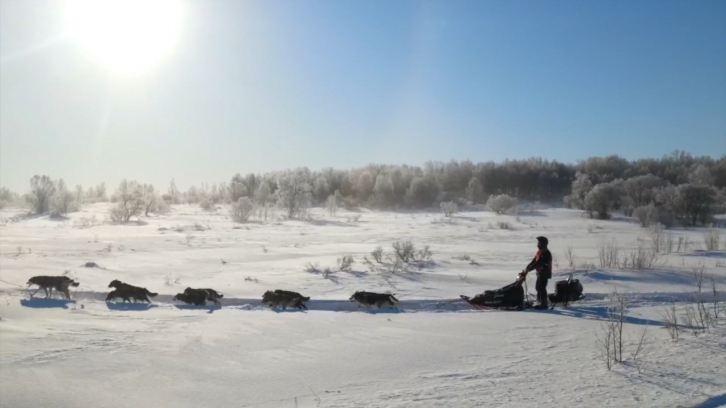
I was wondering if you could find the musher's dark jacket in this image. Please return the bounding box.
[525,249,552,279]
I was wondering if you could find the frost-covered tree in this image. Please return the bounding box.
[50,179,78,215]
[230,197,254,223]
[486,194,517,214]
[276,168,312,218]
[372,174,394,208]
[564,172,592,209]
[440,201,458,217]
[110,180,144,223]
[142,184,168,216]
[326,194,338,216]
[313,176,330,204]
[405,177,439,208]
[688,165,715,186]
[27,175,56,214]
[583,181,622,219]
[675,184,716,226]
[466,177,484,204]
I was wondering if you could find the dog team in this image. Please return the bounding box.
[25,275,400,311]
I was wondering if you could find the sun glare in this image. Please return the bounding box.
[62,0,184,76]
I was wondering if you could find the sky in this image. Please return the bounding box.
[1,0,725,192]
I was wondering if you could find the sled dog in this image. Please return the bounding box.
[349,291,398,310]
[27,276,79,299]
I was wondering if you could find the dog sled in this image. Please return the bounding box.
[460,274,531,311]
[461,274,585,311]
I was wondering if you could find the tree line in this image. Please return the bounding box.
[2,150,723,226]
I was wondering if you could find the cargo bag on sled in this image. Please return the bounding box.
[461,279,527,310]
[548,276,585,308]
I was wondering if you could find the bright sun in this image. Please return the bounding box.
[62,0,184,76]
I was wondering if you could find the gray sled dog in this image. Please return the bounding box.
[349,291,399,310]
[262,290,308,310]
[27,276,79,299]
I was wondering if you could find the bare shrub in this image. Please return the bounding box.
[371,246,384,263]
[649,223,665,253]
[597,239,619,268]
[704,226,721,251]
[596,319,614,370]
[322,267,335,278]
[415,245,433,262]
[486,194,517,214]
[621,241,658,269]
[230,197,254,223]
[597,289,627,370]
[711,278,720,320]
[565,245,576,268]
[392,241,416,262]
[337,255,355,272]
[496,221,512,230]
[389,257,404,274]
[200,199,216,211]
[440,201,458,217]
[629,327,650,374]
[661,302,679,340]
[304,262,320,273]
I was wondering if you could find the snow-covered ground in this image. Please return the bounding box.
[1,204,725,407]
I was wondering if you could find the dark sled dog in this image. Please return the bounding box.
[261,290,309,310]
[173,290,208,306]
[108,280,158,301]
[172,287,223,306]
[106,288,152,303]
[27,276,80,299]
[349,291,399,310]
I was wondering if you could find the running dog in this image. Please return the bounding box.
[108,280,158,300]
[106,288,152,303]
[27,276,79,299]
[173,290,208,306]
[261,290,308,310]
[349,291,399,310]
[179,287,224,306]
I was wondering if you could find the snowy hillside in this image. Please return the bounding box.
[1,204,725,408]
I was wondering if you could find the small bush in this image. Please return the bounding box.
[230,197,254,223]
[371,246,384,263]
[597,238,619,268]
[415,245,433,262]
[304,262,320,273]
[496,221,511,230]
[621,241,658,269]
[200,199,216,211]
[337,255,355,272]
[440,201,458,217]
[704,226,721,251]
[392,241,416,262]
[486,194,517,214]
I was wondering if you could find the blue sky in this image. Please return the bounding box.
[1,0,724,191]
